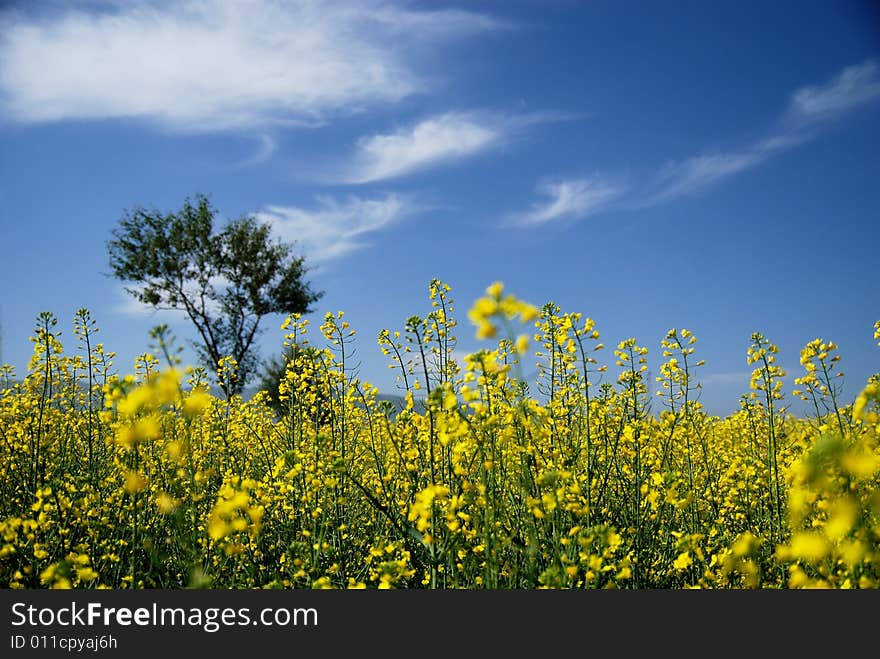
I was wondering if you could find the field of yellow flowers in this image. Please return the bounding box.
[1,281,878,589]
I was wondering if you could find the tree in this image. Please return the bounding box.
[107,193,322,396]
[256,347,293,416]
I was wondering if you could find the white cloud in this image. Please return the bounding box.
[789,59,880,123]
[644,123,818,203]
[115,286,174,319]
[256,194,412,263]
[241,133,277,165]
[507,60,880,226]
[514,178,622,226]
[644,60,880,204]
[0,0,499,132]
[114,275,231,318]
[648,150,765,203]
[340,112,501,183]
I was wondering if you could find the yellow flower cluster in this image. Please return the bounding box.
[467,281,538,340]
[208,478,265,556]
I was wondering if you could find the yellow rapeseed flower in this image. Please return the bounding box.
[673,551,693,571]
[787,532,830,562]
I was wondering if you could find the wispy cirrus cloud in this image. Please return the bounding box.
[234,133,277,167]
[255,194,413,263]
[336,112,502,184]
[643,58,880,204]
[0,0,500,132]
[789,59,880,123]
[512,177,623,226]
[510,59,880,228]
[645,149,768,205]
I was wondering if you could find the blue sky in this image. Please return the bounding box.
[1,0,878,416]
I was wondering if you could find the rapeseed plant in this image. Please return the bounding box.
[0,290,877,589]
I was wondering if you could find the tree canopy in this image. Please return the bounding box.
[107,193,322,395]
